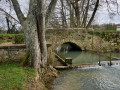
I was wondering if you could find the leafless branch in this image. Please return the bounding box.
[0,8,20,23]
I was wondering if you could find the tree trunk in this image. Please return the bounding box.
[6,16,11,33]
[71,0,81,27]
[45,0,58,26]
[66,0,75,28]
[11,0,58,69]
[81,0,90,27]
[35,0,47,68]
[74,1,81,27]
[22,20,41,69]
[70,5,75,28]
[60,0,67,28]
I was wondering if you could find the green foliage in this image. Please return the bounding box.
[88,30,120,41]
[100,32,120,43]
[0,33,24,43]
[0,62,35,90]
[82,30,86,33]
[14,34,24,44]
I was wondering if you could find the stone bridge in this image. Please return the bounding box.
[46,28,92,51]
[46,28,120,52]
[0,28,120,62]
[0,28,93,62]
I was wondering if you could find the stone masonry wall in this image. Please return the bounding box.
[0,49,26,62]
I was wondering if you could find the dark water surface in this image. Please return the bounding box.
[52,51,120,90]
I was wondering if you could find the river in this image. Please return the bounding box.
[52,51,120,90]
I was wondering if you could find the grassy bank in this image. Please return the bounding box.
[0,62,36,90]
[0,61,58,90]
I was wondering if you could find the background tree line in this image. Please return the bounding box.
[93,23,117,30]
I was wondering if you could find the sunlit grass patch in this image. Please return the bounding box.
[0,62,36,89]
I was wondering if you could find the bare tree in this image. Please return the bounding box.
[65,0,99,28]
[60,0,68,28]
[81,0,90,27]
[86,0,99,28]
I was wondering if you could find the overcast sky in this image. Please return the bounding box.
[95,0,120,24]
[16,0,120,25]
[0,0,120,29]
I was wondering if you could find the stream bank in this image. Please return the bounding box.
[0,60,58,90]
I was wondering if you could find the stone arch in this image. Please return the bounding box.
[56,41,82,52]
[62,42,82,51]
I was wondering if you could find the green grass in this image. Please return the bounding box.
[0,62,36,90]
[0,33,24,37]
[0,33,24,43]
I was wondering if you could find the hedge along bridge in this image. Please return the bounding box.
[0,28,120,68]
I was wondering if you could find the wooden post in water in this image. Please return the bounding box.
[92,31,93,50]
[98,54,101,66]
[98,35,102,66]
[109,41,112,66]
[109,52,112,66]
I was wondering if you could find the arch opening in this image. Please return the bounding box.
[57,42,82,52]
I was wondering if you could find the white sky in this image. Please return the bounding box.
[94,0,120,24]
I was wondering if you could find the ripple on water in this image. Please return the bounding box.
[52,66,120,90]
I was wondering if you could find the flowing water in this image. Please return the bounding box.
[52,51,120,90]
